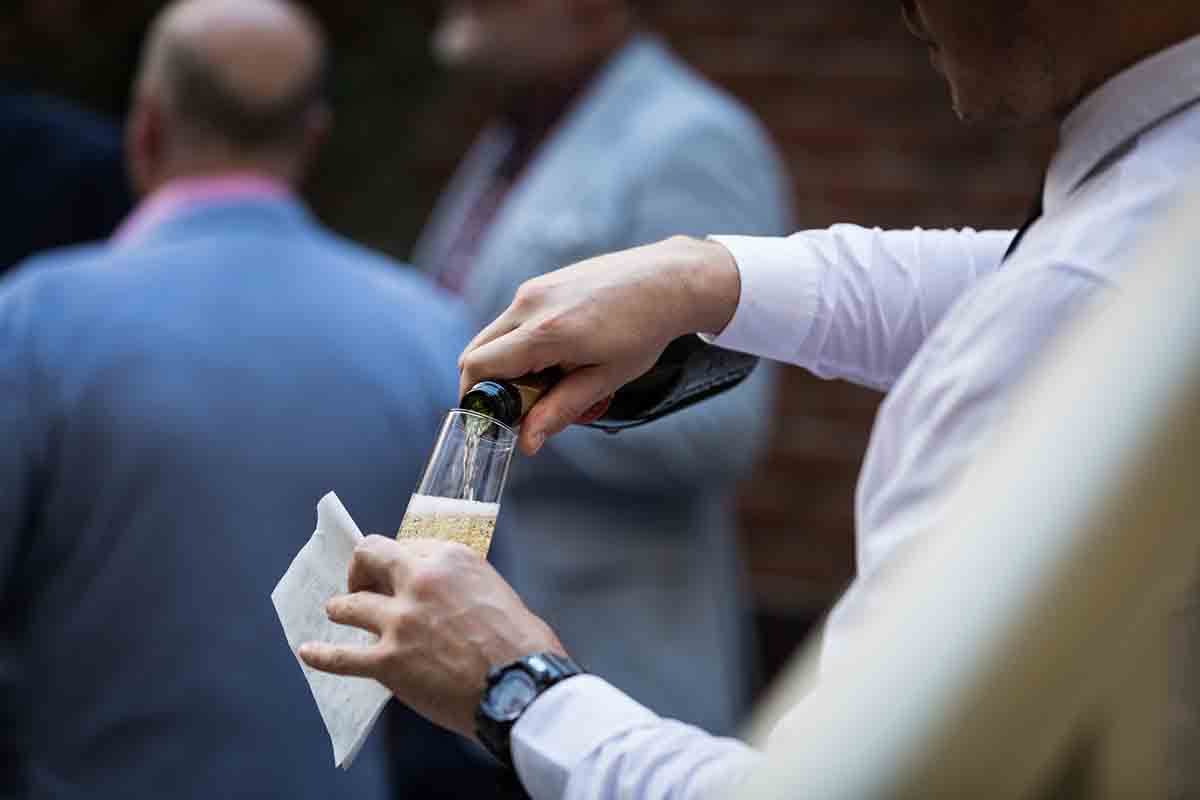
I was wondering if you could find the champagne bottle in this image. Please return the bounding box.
[459,369,563,429]
[459,336,758,432]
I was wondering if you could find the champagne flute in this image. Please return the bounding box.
[396,410,515,557]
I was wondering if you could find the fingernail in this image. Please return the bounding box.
[530,431,546,454]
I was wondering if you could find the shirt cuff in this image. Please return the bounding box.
[512,675,660,800]
[700,235,822,365]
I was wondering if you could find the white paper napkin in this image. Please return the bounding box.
[272,492,392,769]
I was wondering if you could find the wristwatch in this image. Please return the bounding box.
[476,651,585,770]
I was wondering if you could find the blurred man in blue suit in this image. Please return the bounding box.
[416,0,792,737]
[0,1,470,797]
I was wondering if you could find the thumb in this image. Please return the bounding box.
[520,364,626,455]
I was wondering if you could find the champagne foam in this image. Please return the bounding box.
[403,494,499,518]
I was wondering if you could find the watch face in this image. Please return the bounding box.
[487,670,539,721]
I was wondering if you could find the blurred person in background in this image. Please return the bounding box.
[414,0,791,746]
[0,0,471,797]
[301,1,1200,798]
[0,2,133,273]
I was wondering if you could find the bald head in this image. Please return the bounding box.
[128,0,331,194]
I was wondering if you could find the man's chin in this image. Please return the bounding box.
[940,72,1009,127]
[941,63,1060,128]
[926,45,945,76]
[951,97,1040,129]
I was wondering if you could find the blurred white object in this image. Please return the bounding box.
[272,493,392,769]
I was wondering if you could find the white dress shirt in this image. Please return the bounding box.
[511,33,1200,800]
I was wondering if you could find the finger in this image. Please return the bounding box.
[325,591,397,635]
[458,328,551,401]
[520,365,625,455]
[575,396,613,426]
[348,535,407,594]
[458,307,522,373]
[297,641,386,679]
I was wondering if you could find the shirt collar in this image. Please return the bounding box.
[113,172,294,246]
[1045,33,1200,213]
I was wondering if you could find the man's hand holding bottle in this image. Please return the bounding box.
[299,236,745,756]
[457,236,742,455]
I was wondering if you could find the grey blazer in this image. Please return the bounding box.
[416,34,793,733]
[0,198,472,799]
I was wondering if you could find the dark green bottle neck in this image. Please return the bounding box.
[460,381,522,428]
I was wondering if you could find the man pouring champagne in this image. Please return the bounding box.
[301,2,1200,797]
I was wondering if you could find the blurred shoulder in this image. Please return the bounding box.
[1032,107,1200,286]
[602,36,792,232]
[1,242,112,300]
[621,34,777,154]
[307,230,472,328]
[0,243,117,361]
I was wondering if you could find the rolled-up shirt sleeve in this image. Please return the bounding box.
[706,226,1013,391]
[513,676,762,800]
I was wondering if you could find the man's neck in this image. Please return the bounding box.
[501,27,635,133]
[491,34,630,184]
[1067,16,1200,119]
[506,18,635,96]
[151,154,297,195]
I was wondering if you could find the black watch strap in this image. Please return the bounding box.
[475,652,585,771]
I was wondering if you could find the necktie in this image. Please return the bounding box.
[436,178,512,294]
[1003,188,1044,263]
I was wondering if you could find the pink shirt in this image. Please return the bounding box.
[113,173,292,245]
